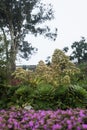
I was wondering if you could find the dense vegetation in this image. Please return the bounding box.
[1,1,87,111]
[0,49,87,110]
[1,40,87,130]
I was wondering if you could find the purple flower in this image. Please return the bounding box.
[52,124,62,130]
[82,124,87,129]
[1,107,87,130]
[8,124,12,129]
[68,124,73,130]
[77,126,81,130]
[67,120,71,124]
[28,121,34,127]
[79,111,85,117]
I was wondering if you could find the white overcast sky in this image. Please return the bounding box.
[17,0,87,65]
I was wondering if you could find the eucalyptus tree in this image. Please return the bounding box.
[0,0,57,73]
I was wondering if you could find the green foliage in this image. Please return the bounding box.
[62,37,87,86]
[62,85,87,108]
[71,62,87,89]
[0,49,87,110]
[62,46,69,53]
[77,63,87,88]
[0,84,34,108]
[34,83,54,100]
[71,85,87,99]
[70,37,87,63]
[15,85,30,95]
[14,85,35,107]
[32,100,55,110]
[1,82,87,110]
[0,85,15,108]
[54,85,68,98]
[29,83,55,110]
[49,84,87,109]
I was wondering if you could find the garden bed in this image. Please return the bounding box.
[0,107,87,130]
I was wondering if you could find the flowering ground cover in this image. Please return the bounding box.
[0,108,87,130]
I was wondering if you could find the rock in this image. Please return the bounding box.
[24,105,33,110]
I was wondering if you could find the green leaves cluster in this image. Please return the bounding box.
[70,37,87,63]
[0,83,87,110]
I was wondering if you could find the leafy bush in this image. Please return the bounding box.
[75,62,87,90]
[25,83,87,110]
[68,85,87,106]
[35,83,54,100]
[31,83,55,110]
[0,84,11,108]
[1,82,87,110]
[61,85,87,109]
[51,84,87,109]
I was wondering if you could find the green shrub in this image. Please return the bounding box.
[31,84,87,110]
[68,85,87,105]
[61,85,87,109]
[0,84,11,109]
[1,81,87,110]
[34,83,55,100]
[74,62,87,89]
[31,83,55,110]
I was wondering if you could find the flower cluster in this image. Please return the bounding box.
[0,107,87,130]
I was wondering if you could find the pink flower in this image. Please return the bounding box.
[29,121,34,127]
[82,124,87,129]
[52,124,62,130]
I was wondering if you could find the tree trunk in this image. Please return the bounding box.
[1,27,10,83]
[10,46,16,72]
[9,23,16,73]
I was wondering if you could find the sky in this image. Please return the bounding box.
[17,0,87,65]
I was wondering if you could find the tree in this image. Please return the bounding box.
[70,37,87,64]
[62,46,69,53]
[0,0,57,73]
